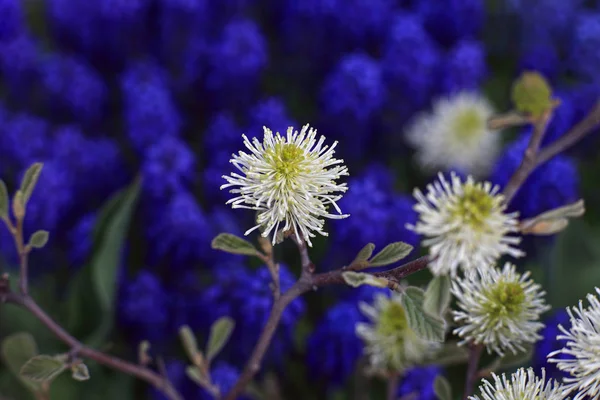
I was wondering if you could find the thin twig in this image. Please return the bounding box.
[463,344,484,400]
[502,101,600,204]
[386,373,400,400]
[2,291,183,400]
[502,110,552,204]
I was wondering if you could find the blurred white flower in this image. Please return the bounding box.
[405,91,500,177]
[452,263,549,356]
[469,368,565,400]
[549,287,600,400]
[356,292,439,373]
[407,172,523,276]
[221,124,349,246]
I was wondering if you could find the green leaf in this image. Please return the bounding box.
[185,366,210,387]
[423,275,452,316]
[0,179,8,219]
[67,178,141,346]
[179,325,203,366]
[401,287,446,342]
[20,355,67,383]
[433,375,452,400]
[341,271,389,288]
[211,233,260,256]
[70,363,90,381]
[368,242,413,267]
[350,243,375,266]
[1,333,41,392]
[19,163,43,207]
[28,230,49,249]
[206,317,235,363]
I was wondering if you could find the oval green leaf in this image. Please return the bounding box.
[206,317,235,363]
[20,355,67,383]
[19,163,43,207]
[423,275,452,316]
[433,375,452,400]
[401,287,446,342]
[0,179,8,219]
[368,242,413,267]
[211,233,259,256]
[29,230,49,249]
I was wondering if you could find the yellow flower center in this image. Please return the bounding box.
[266,143,306,182]
[452,108,485,143]
[377,301,409,339]
[450,182,495,230]
[483,280,526,320]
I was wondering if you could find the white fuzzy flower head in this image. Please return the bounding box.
[221,124,349,246]
[548,287,600,400]
[452,263,550,356]
[405,91,500,177]
[407,172,524,276]
[469,368,566,400]
[356,292,439,373]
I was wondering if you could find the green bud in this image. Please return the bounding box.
[510,71,553,119]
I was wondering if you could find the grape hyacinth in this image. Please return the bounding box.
[397,366,443,400]
[441,40,487,94]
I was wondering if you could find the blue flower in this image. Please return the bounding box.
[397,366,443,400]
[46,0,97,51]
[121,60,182,153]
[205,207,245,267]
[203,112,241,161]
[206,19,267,92]
[51,126,127,202]
[518,0,582,52]
[0,35,41,104]
[415,0,484,46]
[0,112,49,172]
[306,301,365,386]
[67,212,97,268]
[441,40,486,94]
[533,309,572,381]
[141,136,196,201]
[320,52,384,122]
[245,97,296,140]
[202,152,235,207]
[201,363,244,400]
[0,0,24,41]
[146,190,212,266]
[490,134,579,219]
[382,13,440,112]
[518,38,560,83]
[149,360,187,400]
[570,13,600,83]
[332,164,419,254]
[202,264,305,364]
[39,53,107,122]
[118,270,170,344]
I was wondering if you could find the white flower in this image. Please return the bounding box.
[452,263,549,356]
[221,124,349,246]
[407,172,524,276]
[469,368,566,400]
[405,91,500,177]
[548,287,600,400]
[356,292,439,372]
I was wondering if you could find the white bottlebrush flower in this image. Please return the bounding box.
[470,368,566,400]
[452,263,549,356]
[356,292,439,373]
[405,91,500,177]
[407,172,524,276]
[221,124,349,246]
[548,287,600,400]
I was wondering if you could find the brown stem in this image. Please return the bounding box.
[223,282,308,400]
[463,344,484,400]
[501,111,552,204]
[2,292,183,400]
[12,218,29,296]
[386,373,400,400]
[502,101,600,204]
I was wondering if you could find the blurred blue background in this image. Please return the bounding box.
[1,0,600,398]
